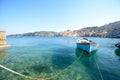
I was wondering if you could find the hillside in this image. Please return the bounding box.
[60,21,120,38]
[74,21,120,38]
[9,31,61,37]
[8,21,120,38]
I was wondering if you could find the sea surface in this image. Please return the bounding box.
[0,37,120,80]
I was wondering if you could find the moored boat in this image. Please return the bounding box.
[115,42,120,48]
[76,38,99,54]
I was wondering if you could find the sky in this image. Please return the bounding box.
[0,0,120,34]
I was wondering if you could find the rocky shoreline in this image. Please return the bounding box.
[8,21,120,38]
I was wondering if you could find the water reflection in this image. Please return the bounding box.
[75,48,101,80]
[75,48,97,67]
[0,48,7,62]
[115,48,120,56]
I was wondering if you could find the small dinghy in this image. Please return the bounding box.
[76,38,99,54]
[115,42,120,48]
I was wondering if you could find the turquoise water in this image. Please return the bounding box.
[0,37,120,80]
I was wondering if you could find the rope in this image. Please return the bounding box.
[0,64,34,80]
[94,56,104,80]
[46,51,83,80]
[0,51,83,80]
[0,64,44,80]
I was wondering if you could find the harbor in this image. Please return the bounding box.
[0,37,120,80]
[1,0,120,80]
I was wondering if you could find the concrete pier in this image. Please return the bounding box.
[0,30,10,48]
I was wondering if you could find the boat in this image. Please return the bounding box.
[115,42,120,48]
[76,38,99,54]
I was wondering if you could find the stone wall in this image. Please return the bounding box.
[0,30,6,45]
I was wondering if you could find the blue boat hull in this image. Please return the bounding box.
[77,43,98,53]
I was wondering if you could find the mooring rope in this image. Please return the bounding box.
[0,51,83,80]
[94,56,104,80]
[46,51,83,80]
[0,64,36,80]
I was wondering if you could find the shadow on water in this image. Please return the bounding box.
[115,48,120,61]
[75,48,97,68]
[115,48,120,56]
[51,47,75,69]
[0,48,10,80]
[75,48,101,80]
[0,48,7,62]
